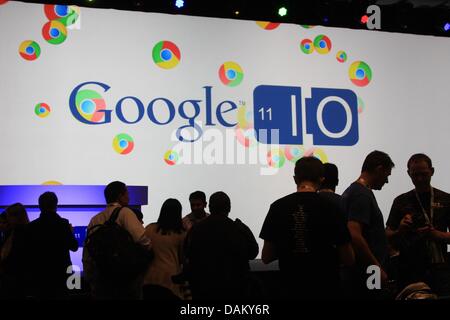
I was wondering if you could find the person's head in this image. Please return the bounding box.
[361,150,395,190]
[38,192,58,213]
[104,181,129,206]
[407,153,434,190]
[157,198,183,234]
[321,163,339,191]
[5,203,29,227]
[294,156,324,187]
[208,191,231,216]
[189,191,207,214]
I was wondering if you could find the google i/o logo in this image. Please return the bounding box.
[152,41,181,69]
[44,4,79,27]
[314,35,332,54]
[256,21,280,30]
[113,133,134,155]
[219,62,244,87]
[336,50,347,63]
[349,61,372,87]
[42,20,67,45]
[74,89,107,123]
[19,40,41,61]
[300,39,314,54]
[164,150,179,166]
[34,103,51,118]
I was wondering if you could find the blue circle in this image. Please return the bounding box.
[169,154,174,160]
[39,107,45,113]
[340,54,344,59]
[305,44,310,49]
[55,5,69,17]
[320,40,326,48]
[273,155,279,162]
[119,140,128,148]
[161,49,172,61]
[292,148,299,156]
[226,69,236,80]
[356,69,365,79]
[81,100,95,114]
[50,28,60,38]
[26,46,34,54]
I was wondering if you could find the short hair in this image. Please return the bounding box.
[5,203,29,225]
[157,198,184,234]
[38,192,58,212]
[189,190,206,203]
[209,191,231,215]
[294,157,324,184]
[407,153,432,170]
[104,181,127,204]
[361,150,395,173]
[322,163,339,189]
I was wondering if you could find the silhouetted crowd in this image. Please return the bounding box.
[1,150,450,300]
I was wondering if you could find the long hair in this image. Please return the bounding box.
[157,198,184,235]
[5,203,29,226]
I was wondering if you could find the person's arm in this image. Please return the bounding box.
[428,228,450,243]
[261,240,277,264]
[121,208,152,249]
[348,220,388,285]
[386,214,413,246]
[235,218,259,260]
[337,242,355,267]
[259,203,279,264]
[65,222,79,252]
[385,198,412,248]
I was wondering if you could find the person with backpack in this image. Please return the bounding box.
[83,181,152,299]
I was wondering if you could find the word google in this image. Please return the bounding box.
[69,81,238,142]
[69,81,359,146]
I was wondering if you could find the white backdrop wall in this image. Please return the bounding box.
[1,2,450,254]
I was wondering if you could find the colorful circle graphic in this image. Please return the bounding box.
[357,96,365,113]
[75,89,107,123]
[152,41,181,69]
[313,35,332,54]
[42,20,67,45]
[19,40,41,61]
[237,106,253,129]
[35,103,51,118]
[336,50,347,63]
[349,61,372,87]
[219,61,244,87]
[113,133,134,155]
[41,181,63,185]
[164,150,179,165]
[300,39,314,54]
[304,147,329,163]
[44,4,79,26]
[256,21,280,30]
[235,126,257,148]
[267,148,286,168]
[284,145,305,163]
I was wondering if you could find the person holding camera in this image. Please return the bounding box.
[386,153,450,296]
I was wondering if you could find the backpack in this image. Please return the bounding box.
[84,207,153,282]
